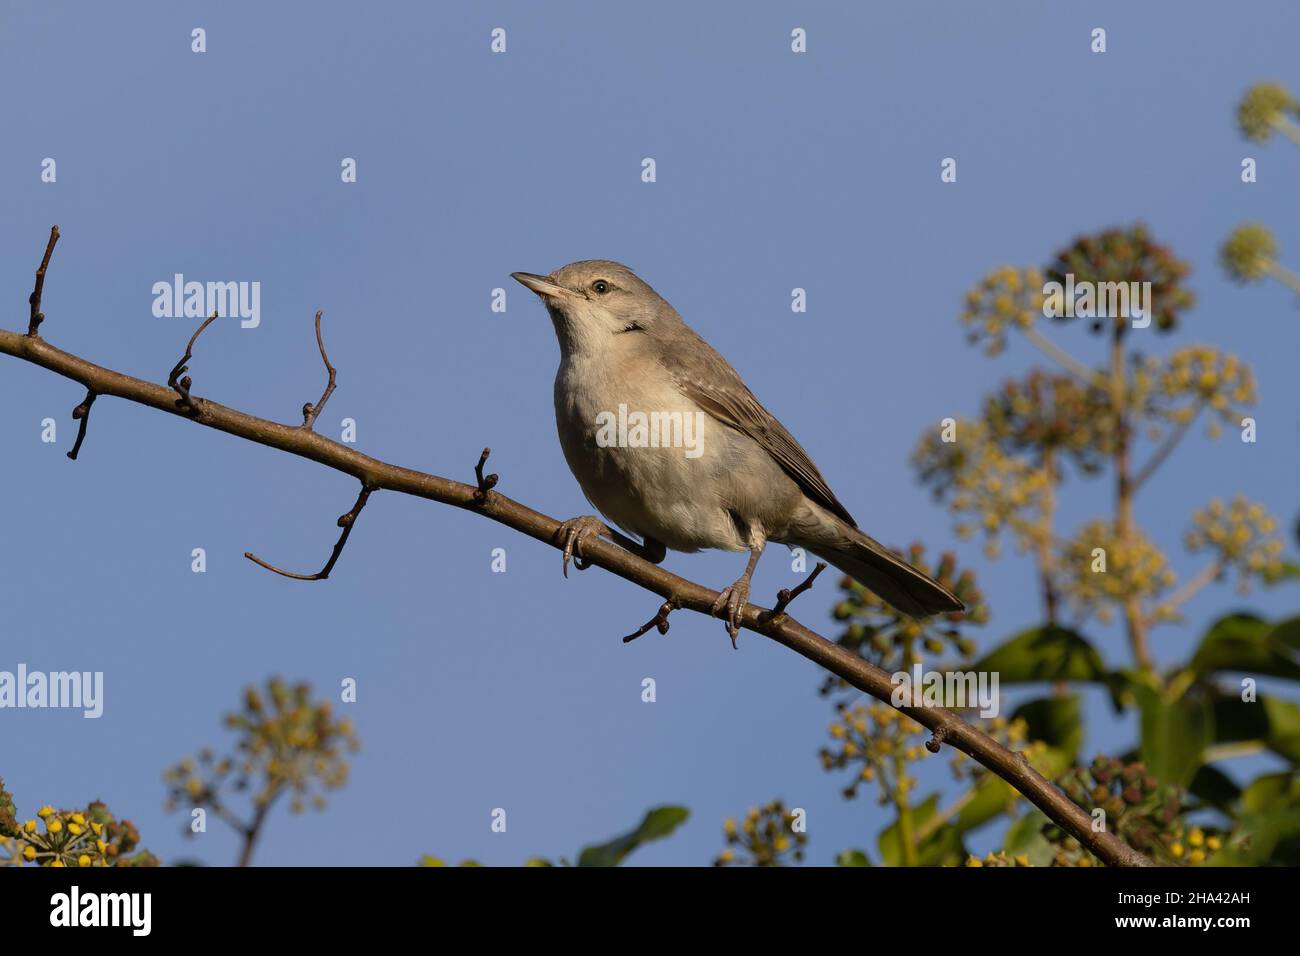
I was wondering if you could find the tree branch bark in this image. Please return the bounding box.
[0,234,1155,868]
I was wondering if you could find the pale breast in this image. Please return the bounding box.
[552,350,804,552]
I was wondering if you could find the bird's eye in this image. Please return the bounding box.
[592,280,610,294]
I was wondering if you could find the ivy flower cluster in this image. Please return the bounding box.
[1044,224,1194,334]
[714,800,808,867]
[1221,224,1279,283]
[164,678,360,824]
[981,371,1114,473]
[819,701,929,804]
[913,420,1053,559]
[0,781,155,868]
[1186,496,1286,587]
[1058,520,1176,624]
[1149,345,1257,437]
[959,265,1045,356]
[1236,82,1299,142]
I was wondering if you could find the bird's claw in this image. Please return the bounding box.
[711,578,751,648]
[556,515,607,578]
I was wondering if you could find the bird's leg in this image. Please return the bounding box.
[712,536,766,647]
[555,516,665,577]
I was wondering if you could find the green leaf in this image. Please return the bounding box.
[835,848,871,867]
[1263,561,1300,587]
[1190,613,1300,681]
[948,743,1072,835]
[576,806,690,867]
[971,626,1106,684]
[1215,772,1300,866]
[1211,692,1300,763]
[877,793,966,866]
[1012,695,1084,760]
[1002,810,1057,867]
[1187,765,1241,814]
[1132,680,1212,788]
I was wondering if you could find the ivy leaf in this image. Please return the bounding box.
[1012,695,1085,761]
[970,626,1106,684]
[835,848,871,867]
[1131,679,1212,788]
[576,806,689,867]
[1215,773,1300,866]
[1212,692,1300,763]
[1187,765,1241,815]
[1002,810,1057,867]
[1190,613,1300,681]
[877,793,966,866]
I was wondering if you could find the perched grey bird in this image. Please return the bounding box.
[513,261,964,641]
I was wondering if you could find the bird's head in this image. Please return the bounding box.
[512,260,677,355]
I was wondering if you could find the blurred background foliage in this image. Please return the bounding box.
[2,678,357,867]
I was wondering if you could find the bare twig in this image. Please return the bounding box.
[1145,560,1222,628]
[925,725,949,754]
[27,225,60,337]
[0,228,1156,868]
[66,389,97,460]
[300,311,336,429]
[244,485,374,581]
[766,561,828,619]
[472,447,499,503]
[168,311,219,413]
[1022,325,1108,391]
[1133,403,1202,493]
[623,599,679,643]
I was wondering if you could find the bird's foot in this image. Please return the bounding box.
[711,576,751,648]
[555,515,609,578]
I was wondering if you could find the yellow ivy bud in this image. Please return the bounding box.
[78,855,92,867]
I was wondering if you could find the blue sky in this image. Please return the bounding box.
[2,0,1298,866]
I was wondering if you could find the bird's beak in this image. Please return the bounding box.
[511,272,571,300]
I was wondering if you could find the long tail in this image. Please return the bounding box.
[803,521,964,618]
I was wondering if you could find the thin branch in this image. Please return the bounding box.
[1022,324,1108,391]
[924,725,949,754]
[244,485,374,581]
[1132,403,1202,493]
[623,598,679,643]
[1263,258,1300,296]
[27,225,60,337]
[168,311,219,413]
[1146,561,1222,628]
[0,228,1155,868]
[1271,112,1300,149]
[66,389,97,460]
[300,310,336,429]
[765,561,828,619]
[472,447,499,503]
[236,788,282,868]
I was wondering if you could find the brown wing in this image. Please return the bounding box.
[654,327,857,527]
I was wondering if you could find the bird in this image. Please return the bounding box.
[512,260,964,642]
